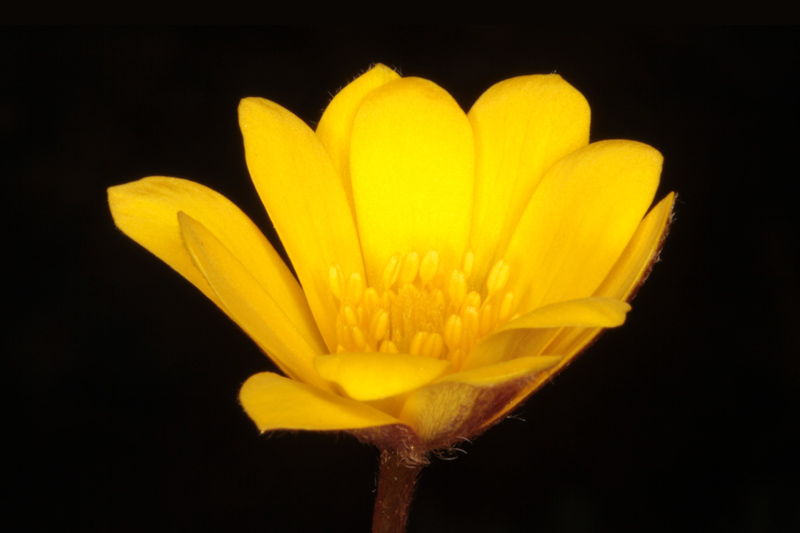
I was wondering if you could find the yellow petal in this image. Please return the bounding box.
[596,192,676,301]
[316,64,401,219]
[462,297,631,370]
[467,74,590,286]
[239,97,365,352]
[108,177,222,307]
[436,355,562,386]
[107,177,315,336]
[546,192,676,357]
[505,140,662,314]
[500,297,630,331]
[179,212,330,391]
[240,372,399,432]
[350,77,474,288]
[314,352,451,401]
[474,193,673,428]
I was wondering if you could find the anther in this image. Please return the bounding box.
[379,340,399,353]
[444,314,463,349]
[342,305,358,326]
[498,292,514,323]
[448,269,467,309]
[463,306,480,335]
[363,287,379,314]
[380,289,395,310]
[421,333,444,358]
[487,259,510,296]
[331,249,506,362]
[433,289,446,309]
[383,253,402,289]
[409,331,427,356]
[340,325,353,350]
[344,272,365,304]
[449,347,464,368]
[419,250,440,286]
[329,264,344,301]
[479,304,495,337]
[350,325,367,351]
[462,249,474,280]
[369,310,389,342]
[399,252,420,286]
[461,291,481,314]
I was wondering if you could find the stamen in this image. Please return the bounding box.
[342,305,358,326]
[498,292,514,324]
[449,347,464,368]
[363,287,379,314]
[487,259,509,296]
[462,249,474,280]
[432,288,446,309]
[370,309,389,343]
[380,289,396,310]
[383,253,402,289]
[344,272,364,304]
[379,340,399,353]
[350,325,367,351]
[355,305,365,329]
[421,333,444,358]
[398,252,420,286]
[340,325,353,350]
[448,269,467,309]
[479,304,495,337]
[419,250,440,286]
[329,264,344,301]
[461,291,481,314]
[409,331,426,356]
[462,306,480,337]
[329,250,515,370]
[444,314,463,349]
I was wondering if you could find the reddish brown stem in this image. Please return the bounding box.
[372,447,424,533]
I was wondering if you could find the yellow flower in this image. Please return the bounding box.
[108,64,673,463]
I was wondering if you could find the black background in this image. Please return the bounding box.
[5,27,798,531]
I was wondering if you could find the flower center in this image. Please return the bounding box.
[329,250,517,369]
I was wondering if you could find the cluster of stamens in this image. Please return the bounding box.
[329,250,517,370]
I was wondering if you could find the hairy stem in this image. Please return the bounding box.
[372,447,424,533]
